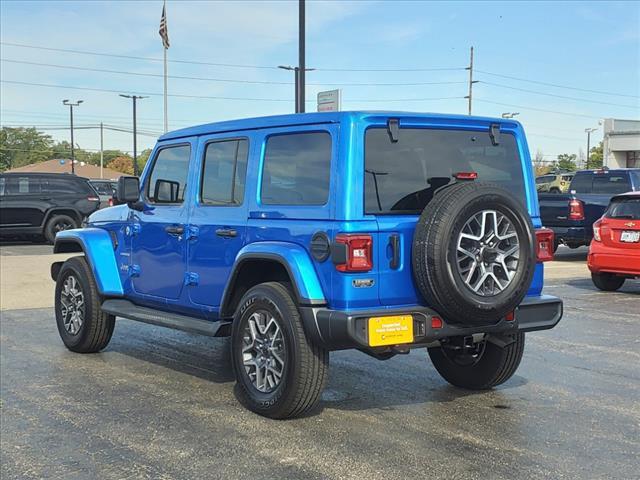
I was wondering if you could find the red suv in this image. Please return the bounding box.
[588,191,640,291]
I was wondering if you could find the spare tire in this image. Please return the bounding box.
[412,182,536,326]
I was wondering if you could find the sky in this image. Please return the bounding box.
[1,0,639,163]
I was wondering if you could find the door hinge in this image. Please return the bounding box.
[184,272,199,286]
[125,224,141,237]
[128,264,141,277]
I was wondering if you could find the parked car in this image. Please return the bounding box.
[588,191,640,291]
[89,179,118,209]
[0,173,100,243]
[539,168,640,250]
[536,173,574,193]
[50,111,562,419]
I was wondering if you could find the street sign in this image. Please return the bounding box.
[317,89,342,112]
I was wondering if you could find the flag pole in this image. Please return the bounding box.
[163,0,168,133]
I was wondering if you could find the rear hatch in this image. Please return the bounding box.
[364,125,531,306]
[600,195,640,249]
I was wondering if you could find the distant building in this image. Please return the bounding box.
[5,159,123,179]
[602,119,640,168]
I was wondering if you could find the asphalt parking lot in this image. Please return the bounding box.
[1,243,639,480]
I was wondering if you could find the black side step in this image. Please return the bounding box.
[101,299,231,337]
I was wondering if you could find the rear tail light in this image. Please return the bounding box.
[593,219,602,242]
[505,311,515,321]
[431,316,443,329]
[334,234,373,272]
[535,228,554,262]
[108,197,113,207]
[569,199,584,220]
[454,171,478,180]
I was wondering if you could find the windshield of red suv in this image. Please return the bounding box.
[364,128,526,214]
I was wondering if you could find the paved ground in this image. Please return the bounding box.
[1,243,639,479]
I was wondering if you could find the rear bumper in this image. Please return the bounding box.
[300,295,563,351]
[551,225,589,245]
[588,252,640,276]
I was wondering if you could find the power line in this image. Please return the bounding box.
[0,123,162,137]
[1,58,468,87]
[0,79,465,103]
[474,99,603,119]
[475,69,640,99]
[479,81,639,109]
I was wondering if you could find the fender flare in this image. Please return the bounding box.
[53,228,124,296]
[220,241,327,316]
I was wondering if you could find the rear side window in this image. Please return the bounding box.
[570,173,592,193]
[592,174,631,194]
[41,177,91,195]
[3,176,41,195]
[606,197,640,219]
[365,128,525,214]
[147,145,191,203]
[201,139,248,205]
[91,182,115,195]
[261,132,331,205]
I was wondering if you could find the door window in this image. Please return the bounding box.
[592,174,631,194]
[261,132,331,205]
[147,145,191,203]
[201,139,248,205]
[4,176,41,195]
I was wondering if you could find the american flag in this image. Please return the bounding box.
[159,3,170,49]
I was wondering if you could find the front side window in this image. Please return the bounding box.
[261,132,331,205]
[201,139,248,205]
[147,145,191,203]
[365,128,526,214]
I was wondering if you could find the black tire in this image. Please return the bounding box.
[591,272,625,292]
[54,256,115,353]
[231,282,328,419]
[412,182,536,326]
[428,333,525,390]
[45,214,77,244]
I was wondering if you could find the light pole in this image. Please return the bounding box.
[501,112,520,119]
[62,99,83,174]
[299,0,305,113]
[119,94,148,176]
[585,127,598,169]
[278,65,315,113]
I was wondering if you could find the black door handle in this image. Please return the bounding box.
[165,225,184,235]
[216,228,237,238]
[389,234,400,270]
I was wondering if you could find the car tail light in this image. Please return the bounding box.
[569,199,584,220]
[535,228,554,262]
[454,171,478,180]
[593,218,602,242]
[431,316,443,329]
[108,197,113,207]
[505,311,515,321]
[334,234,373,272]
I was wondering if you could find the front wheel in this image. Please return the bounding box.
[428,333,525,390]
[591,272,625,292]
[45,214,77,244]
[231,282,329,419]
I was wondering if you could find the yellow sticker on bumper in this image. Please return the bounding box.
[368,315,414,347]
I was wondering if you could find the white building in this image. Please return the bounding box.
[602,118,640,168]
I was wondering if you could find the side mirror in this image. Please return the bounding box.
[153,179,180,203]
[116,176,140,204]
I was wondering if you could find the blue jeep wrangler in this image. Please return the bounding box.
[51,111,562,419]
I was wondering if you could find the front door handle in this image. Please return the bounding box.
[216,228,237,238]
[165,225,184,235]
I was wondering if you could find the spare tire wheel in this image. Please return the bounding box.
[412,182,536,326]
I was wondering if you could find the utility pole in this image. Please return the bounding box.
[119,94,148,176]
[278,65,315,113]
[62,99,83,174]
[298,0,305,113]
[465,47,478,115]
[100,122,104,179]
[585,127,598,169]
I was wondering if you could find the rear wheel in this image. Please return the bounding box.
[591,272,625,292]
[428,333,525,389]
[45,214,77,244]
[55,256,115,353]
[231,282,329,419]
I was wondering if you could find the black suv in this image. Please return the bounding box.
[0,173,100,243]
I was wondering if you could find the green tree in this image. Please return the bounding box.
[136,148,152,173]
[556,153,577,172]
[0,127,54,171]
[587,141,603,169]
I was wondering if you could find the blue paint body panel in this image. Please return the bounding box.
[53,111,547,323]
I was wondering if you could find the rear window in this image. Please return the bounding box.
[592,174,631,194]
[606,197,640,220]
[364,128,525,214]
[261,131,331,205]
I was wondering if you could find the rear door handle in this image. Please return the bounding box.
[165,225,184,235]
[389,234,400,269]
[216,228,237,238]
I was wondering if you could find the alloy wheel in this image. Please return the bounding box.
[241,310,286,393]
[60,274,85,335]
